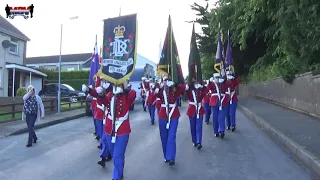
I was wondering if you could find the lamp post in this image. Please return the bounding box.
[57,16,78,114]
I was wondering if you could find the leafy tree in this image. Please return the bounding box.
[191,0,320,83]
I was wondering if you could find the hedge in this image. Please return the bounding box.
[41,70,90,80]
[46,79,88,91]
[16,87,27,96]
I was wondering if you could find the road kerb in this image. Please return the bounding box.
[9,113,86,136]
[238,104,320,177]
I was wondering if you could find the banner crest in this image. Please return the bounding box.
[97,14,138,85]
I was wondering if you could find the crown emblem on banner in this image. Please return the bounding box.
[114,25,125,38]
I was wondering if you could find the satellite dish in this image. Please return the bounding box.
[2,40,11,49]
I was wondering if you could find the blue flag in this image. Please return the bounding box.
[214,23,225,76]
[97,14,138,85]
[88,35,100,87]
[225,30,234,72]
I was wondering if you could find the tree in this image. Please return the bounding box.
[191,0,320,83]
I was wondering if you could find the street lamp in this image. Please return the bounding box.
[58,16,78,114]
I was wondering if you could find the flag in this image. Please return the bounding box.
[96,14,138,85]
[188,23,202,83]
[88,35,100,87]
[214,23,225,76]
[225,30,234,72]
[157,15,184,84]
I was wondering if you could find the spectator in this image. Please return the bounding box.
[22,85,45,147]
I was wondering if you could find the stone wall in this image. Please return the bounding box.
[239,72,320,117]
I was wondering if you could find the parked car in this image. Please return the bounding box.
[39,83,86,102]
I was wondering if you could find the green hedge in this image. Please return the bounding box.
[41,70,90,80]
[16,87,27,96]
[46,79,88,91]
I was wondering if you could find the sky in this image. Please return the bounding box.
[0,0,214,76]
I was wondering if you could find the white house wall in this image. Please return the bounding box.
[0,68,9,97]
[0,33,25,97]
[136,55,156,72]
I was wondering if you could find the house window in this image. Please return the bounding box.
[9,40,19,55]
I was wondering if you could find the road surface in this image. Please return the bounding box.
[0,104,317,180]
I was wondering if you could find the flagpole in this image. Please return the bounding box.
[119,7,121,16]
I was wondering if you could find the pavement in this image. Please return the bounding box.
[239,97,320,177]
[0,102,318,180]
[0,108,86,138]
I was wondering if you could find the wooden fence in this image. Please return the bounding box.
[0,96,86,122]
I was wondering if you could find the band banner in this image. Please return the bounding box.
[97,14,138,85]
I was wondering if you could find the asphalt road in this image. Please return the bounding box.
[0,103,317,180]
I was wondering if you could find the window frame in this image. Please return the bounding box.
[9,41,19,55]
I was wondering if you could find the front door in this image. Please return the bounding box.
[7,69,20,97]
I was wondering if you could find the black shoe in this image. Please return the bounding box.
[33,138,37,143]
[93,132,97,136]
[220,132,225,139]
[193,143,197,147]
[227,126,230,130]
[95,136,100,141]
[97,158,106,167]
[106,155,112,162]
[168,160,175,166]
[215,133,220,137]
[232,126,236,132]
[26,144,32,147]
[151,122,154,125]
[197,144,202,150]
[164,159,169,163]
[97,145,102,149]
[206,121,209,124]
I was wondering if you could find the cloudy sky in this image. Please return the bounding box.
[0,0,214,76]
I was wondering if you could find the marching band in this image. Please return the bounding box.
[80,14,241,180]
[82,72,241,170]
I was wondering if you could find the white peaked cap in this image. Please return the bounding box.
[226,71,232,75]
[209,77,214,82]
[149,78,153,81]
[141,77,147,81]
[163,76,168,81]
[27,85,35,90]
[213,73,220,78]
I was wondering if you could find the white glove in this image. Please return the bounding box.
[155,88,159,94]
[88,85,93,88]
[195,84,200,89]
[113,87,123,94]
[209,77,214,82]
[150,83,155,89]
[160,83,164,88]
[102,82,110,89]
[218,78,224,83]
[82,84,89,92]
[185,84,189,90]
[199,84,203,88]
[167,81,174,87]
[96,86,103,94]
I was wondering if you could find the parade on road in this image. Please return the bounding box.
[80,14,241,180]
[1,9,319,180]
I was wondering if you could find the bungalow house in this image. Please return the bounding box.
[0,15,47,97]
[25,53,157,77]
